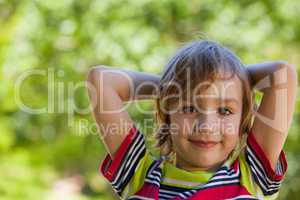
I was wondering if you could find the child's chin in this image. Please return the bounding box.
[192,155,224,170]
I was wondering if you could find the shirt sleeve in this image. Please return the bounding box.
[245,130,288,196]
[99,125,154,198]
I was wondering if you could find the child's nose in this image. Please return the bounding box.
[193,113,219,133]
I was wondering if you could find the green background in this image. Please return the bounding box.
[0,0,299,199]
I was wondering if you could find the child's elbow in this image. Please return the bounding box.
[86,65,109,86]
[276,61,298,88]
[285,63,298,89]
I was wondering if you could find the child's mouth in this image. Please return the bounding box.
[188,139,219,148]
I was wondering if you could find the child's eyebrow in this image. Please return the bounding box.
[195,97,240,107]
[183,98,240,107]
[216,98,240,106]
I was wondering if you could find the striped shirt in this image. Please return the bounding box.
[100,125,287,200]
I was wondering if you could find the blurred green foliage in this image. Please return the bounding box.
[0,0,299,199]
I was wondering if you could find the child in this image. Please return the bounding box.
[87,40,298,200]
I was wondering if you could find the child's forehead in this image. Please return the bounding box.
[187,75,243,99]
[163,75,243,108]
[196,76,241,94]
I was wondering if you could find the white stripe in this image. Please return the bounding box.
[159,187,191,199]
[181,190,196,198]
[214,168,236,175]
[146,174,161,182]
[208,165,240,183]
[226,194,257,199]
[276,160,283,175]
[114,144,145,191]
[120,133,145,175]
[178,192,188,198]
[145,179,160,187]
[111,132,143,185]
[203,179,240,188]
[113,135,146,190]
[152,170,161,176]
[247,147,281,187]
[210,174,237,181]
[159,189,181,195]
[247,154,281,189]
[128,195,154,200]
[158,193,175,199]
[249,165,280,193]
[247,147,282,185]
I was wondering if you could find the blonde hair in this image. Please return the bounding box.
[154,40,254,161]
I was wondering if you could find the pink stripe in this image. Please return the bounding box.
[247,129,287,181]
[99,125,137,181]
[186,184,251,200]
[135,182,160,199]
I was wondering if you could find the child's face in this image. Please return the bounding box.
[168,75,243,172]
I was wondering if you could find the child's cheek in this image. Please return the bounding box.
[220,119,240,152]
[220,118,239,137]
[170,114,193,137]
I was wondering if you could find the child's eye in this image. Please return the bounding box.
[181,106,198,114]
[218,107,232,116]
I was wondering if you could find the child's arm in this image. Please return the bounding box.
[247,61,298,170]
[87,65,160,158]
